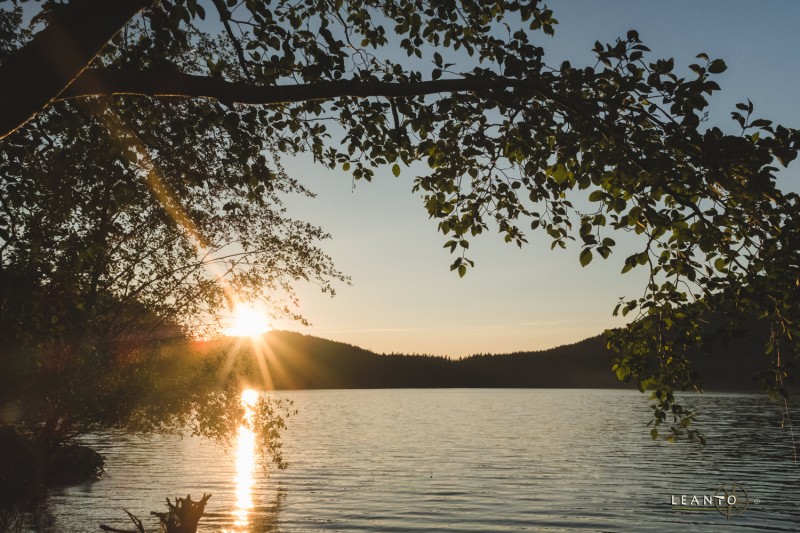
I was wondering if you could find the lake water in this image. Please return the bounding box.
[22,389,800,532]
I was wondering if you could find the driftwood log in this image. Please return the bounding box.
[99,493,211,533]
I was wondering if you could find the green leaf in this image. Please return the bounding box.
[549,164,571,184]
[707,58,727,74]
[579,248,593,267]
[391,163,401,177]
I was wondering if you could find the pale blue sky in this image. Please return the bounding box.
[271,1,800,357]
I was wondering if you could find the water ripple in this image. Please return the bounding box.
[23,390,800,532]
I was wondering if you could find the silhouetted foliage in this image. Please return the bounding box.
[0,3,340,489]
[1,0,799,444]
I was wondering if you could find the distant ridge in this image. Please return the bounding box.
[208,326,773,392]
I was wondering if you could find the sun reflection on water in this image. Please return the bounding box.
[227,389,259,532]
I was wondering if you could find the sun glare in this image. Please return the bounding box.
[241,388,259,408]
[228,389,259,532]
[224,305,272,338]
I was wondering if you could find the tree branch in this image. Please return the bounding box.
[210,0,253,82]
[58,68,560,106]
[0,0,151,140]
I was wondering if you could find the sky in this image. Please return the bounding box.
[266,1,800,358]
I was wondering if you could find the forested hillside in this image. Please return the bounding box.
[205,325,774,392]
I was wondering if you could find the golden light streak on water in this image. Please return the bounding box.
[225,389,259,532]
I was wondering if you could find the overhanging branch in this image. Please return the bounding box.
[57,68,560,106]
[0,0,151,140]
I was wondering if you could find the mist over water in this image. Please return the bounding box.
[26,390,800,532]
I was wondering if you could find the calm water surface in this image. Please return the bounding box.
[25,390,800,532]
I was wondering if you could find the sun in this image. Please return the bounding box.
[224,304,272,338]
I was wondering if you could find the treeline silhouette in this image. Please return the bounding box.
[204,327,773,391]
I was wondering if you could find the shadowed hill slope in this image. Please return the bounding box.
[205,325,776,392]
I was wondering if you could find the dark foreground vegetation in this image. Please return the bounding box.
[0,427,103,502]
[0,331,292,530]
